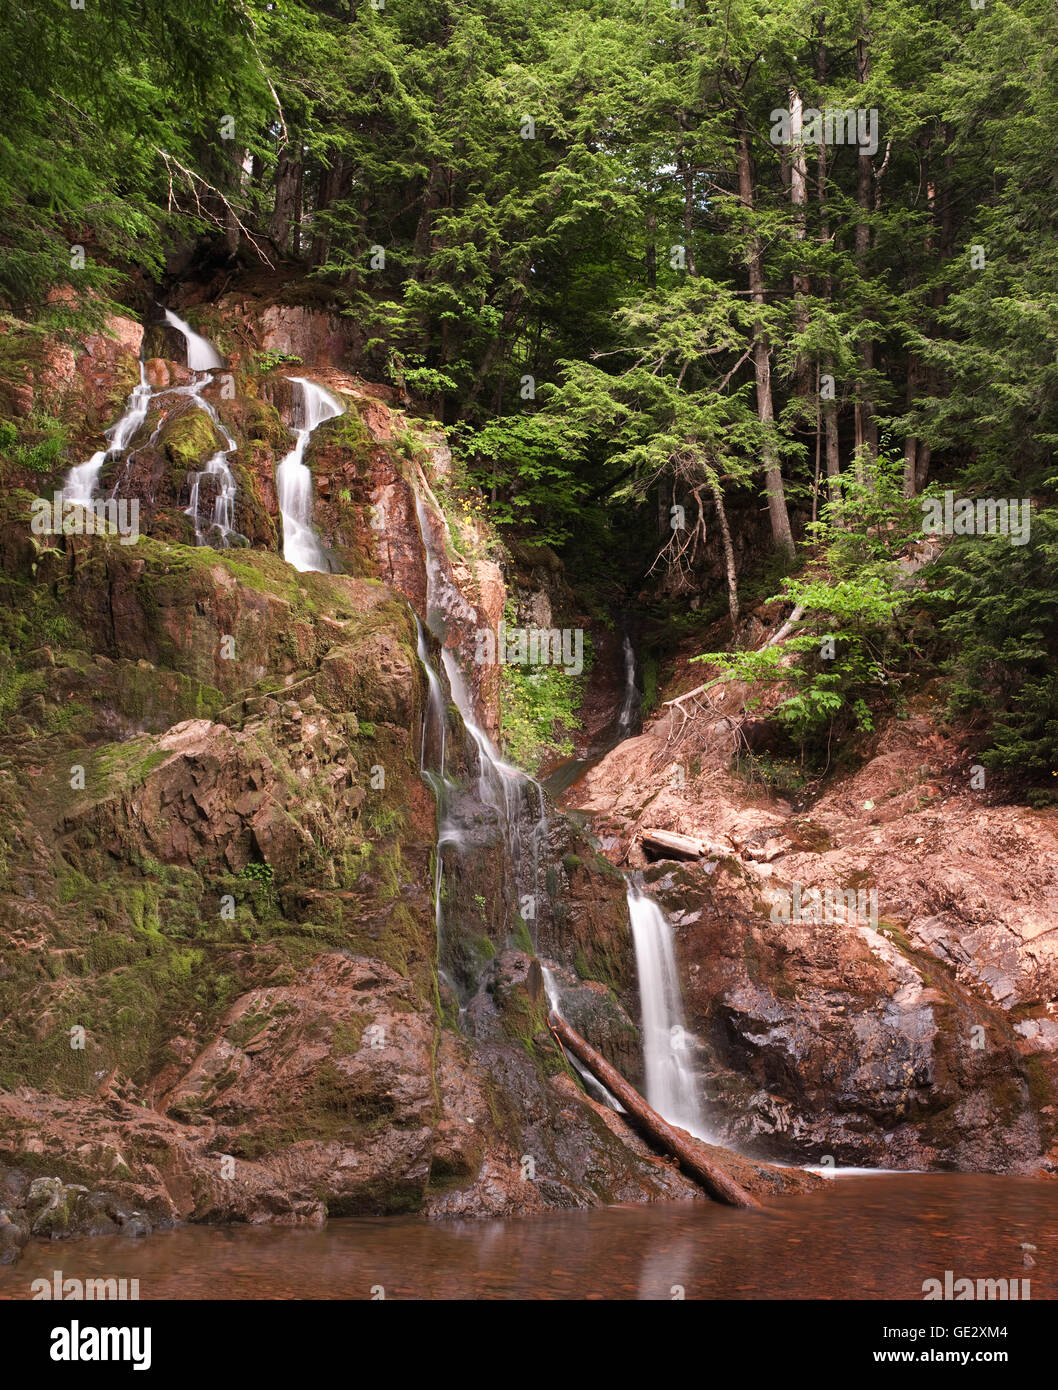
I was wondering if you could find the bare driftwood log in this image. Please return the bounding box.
[548,1012,760,1209]
[763,603,805,647]
[640,828,707,861]
[660,603,808,712]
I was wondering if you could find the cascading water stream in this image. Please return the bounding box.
[615,634,639,738]
[89,306,238,547]
[416,616,447,778]
[410,481,714,1143]
[158,313,235,545]
[63,362,152,506]
[626,883,710,1141]
[276,377,343,572]
[413,489,551,971]
[162,308,223,371]
[181,390,238,545]
[415,618,454,938]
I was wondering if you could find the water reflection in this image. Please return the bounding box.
[1,1176,1053,1301]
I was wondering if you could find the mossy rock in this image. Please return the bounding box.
[156,407,221,471]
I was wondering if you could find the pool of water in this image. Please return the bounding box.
[1,1174,1054,1300]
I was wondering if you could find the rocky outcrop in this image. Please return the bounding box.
[564,676,1058,1172]
[0,488,797,1264]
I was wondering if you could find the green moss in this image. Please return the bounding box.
[498,980,552,1062]
[510,915,534,955]
[157,408,220,472]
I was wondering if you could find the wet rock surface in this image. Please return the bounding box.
[0,434,783,1264]
[564,676,1058,1172]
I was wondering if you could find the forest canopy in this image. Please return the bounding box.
[1,0,1057,783]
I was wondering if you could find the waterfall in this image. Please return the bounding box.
[615,634,639,738]
[413,487,550,964]
[186,443,238,545]
[63,363,152,505]
[627,883,710,1141]
[181,386,238,546]
[439,645,535,876]
[415,616,448,777]
[163,308,223,371]
[415,615,454,954]
[410,481,712,1151]
[158,308,240,548]
[410,484,710,1144]
[276,377,343,572]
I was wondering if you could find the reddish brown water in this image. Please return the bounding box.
[1,1174,1054,1300]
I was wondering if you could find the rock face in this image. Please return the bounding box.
[11,270,1037,1266]
[564,677,1058,1172]
[0,462,797,1261]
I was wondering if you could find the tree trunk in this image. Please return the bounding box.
[709,474,740,628]
[824,382,841,503]
[548,1012,760,1209]
[816,28,841,505]
[855,24,878,476]
[679,151,697,277]
[902,353,922,496]
[789,89,812,400]
[915,441,932,494]
[310,157,349,266]
[269,147,303,257]
[908,145,951,499]
[469,279,529,401]
[813,366,822,524]
[413,159,444,261]
[737,126,795,559]
[641,828,708,860]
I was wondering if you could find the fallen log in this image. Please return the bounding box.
[641,827,707,861]
[763,603,805,648]
[659,604,808,711]
[662,681,712,709]
[548,1011,760,1209]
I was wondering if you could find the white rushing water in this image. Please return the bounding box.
[277,377,343,572]
[413,487,552,974]
[615,634,639,737]
[415,492,543,882]
[412,477,714,1149]
[159,308,243,546]
[180,382,238,545]
[63,363,152,506]
[414,615,464,954]
[627,883,710,1141]
[416,616,448,777]
[163,308,223,371]
[67,306,238,546]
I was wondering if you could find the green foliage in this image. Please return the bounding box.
[732,751,810,798]
[239,861,274,885]
[4,414,69,474]
[458,413,589,549]
[255,350,303,373]
[931,508,1058,782]
[500,645,591,771]
[0,0,272,326]
[4,0,1058,802]
[695,458,914,744]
